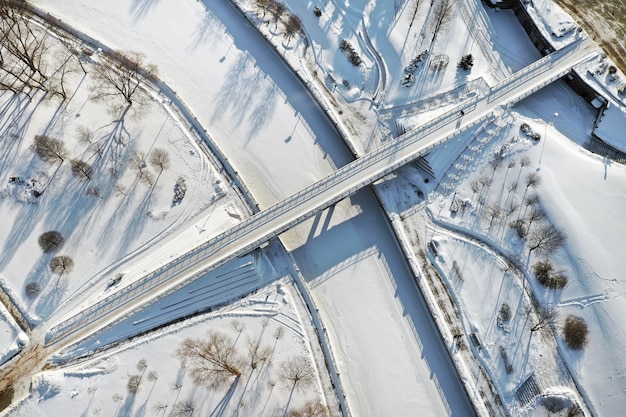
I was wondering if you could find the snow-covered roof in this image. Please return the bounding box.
[593,103,626,153]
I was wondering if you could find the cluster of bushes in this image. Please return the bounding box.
[563,315,588,350]
[339,39,362,67]
[532,260,568,290]
[458,54,474,71]
[255,0,302,40]
[499,345,513,374]
[401,50,428,87]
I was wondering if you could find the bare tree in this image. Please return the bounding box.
[114,184,128,197]
[255,0,271,17]
[288,399,334,417]
[408,0,423,30]
[470,179,480,200]
[49,255,74,274]
[0,6,50,95]
[231,319,245,335]
[47,44,85,101]
[279,356,314,392]
[268,0,286,29]
[525,193,539,208]
[525,172,541,189]
[172,399,195,417]
[148,148,171,173]
[484,204,502,227]
[284,14,302,42]
[130,151,147,172]
[90,50,157,117]
[527,205,546,228]
[38,231,65,253]
[519,155,531,169]
[70,159,93,181]
[177,332,244,389]
[147,370,159,382]
[528,224,566,256]
[489,155,503,172]
[127,375,141,394]
[34,135,67,164]
[0,6,84,99]
[430,0,454,44]
[507,181,518,195]
[152,402,168,416]
[479,176,492,189]
[506,202,519,217]
[138,169,155,186]
[531,306,557,332]
[247,338,272,370]
[76,125,95,145]
[111,392,123,417]
[273,326,284,341]
[137,359,148,372]
[507,159,516,170]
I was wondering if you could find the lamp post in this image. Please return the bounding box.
[539,112,558,166]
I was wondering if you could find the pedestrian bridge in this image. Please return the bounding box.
[46,36,598,346]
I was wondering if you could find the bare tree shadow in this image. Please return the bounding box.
[189,10,220,52]
[34,277,69,319]
[209,377,239,417]
[115,182,154,258]
[130,0,162,22]
[117,392,138,417]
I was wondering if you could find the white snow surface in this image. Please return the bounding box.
[0,0,624,417]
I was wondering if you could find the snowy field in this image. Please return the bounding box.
[11,278,338,417]
[0,0,624,416]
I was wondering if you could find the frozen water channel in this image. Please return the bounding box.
[204,1,474,415]
[25,0,476,414]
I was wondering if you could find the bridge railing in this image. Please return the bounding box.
[47,37,595,346]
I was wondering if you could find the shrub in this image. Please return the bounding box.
[38,231,65,253]
[49,255,75,274]
[313,7,322,17]
[542,396,569,413]
[339,39,362,66]
[499,346,513,374]
[508,219,527,239]
[25,282,40,298]
[532,261,568,289]
[498,304,512,323]
[563,315,588,350]
[458,54,474,71]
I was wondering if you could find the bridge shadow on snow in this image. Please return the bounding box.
[290,189,476,416]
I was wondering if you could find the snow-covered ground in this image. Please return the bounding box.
[379,68,626,416]
[1,0,625,416]
[0,22,246,326]
[10,278,338,417]
[0,305,24,366]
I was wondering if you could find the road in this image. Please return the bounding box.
[45,35,598,347]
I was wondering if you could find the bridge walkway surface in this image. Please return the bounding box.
[45,35,598,348]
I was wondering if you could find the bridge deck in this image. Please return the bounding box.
[46,36,598,346]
